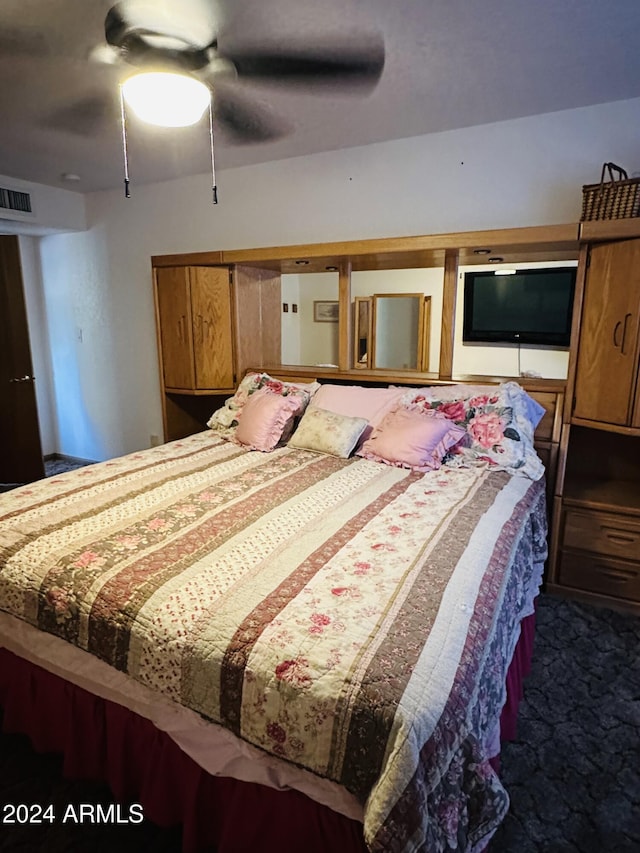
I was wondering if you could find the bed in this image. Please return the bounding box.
[0,376,552,853]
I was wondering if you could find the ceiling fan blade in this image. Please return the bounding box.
[105,2,214,72]
[44,93,117,137]
[106,1,217,50]
[213,88,289,143]
[221,39,385,90]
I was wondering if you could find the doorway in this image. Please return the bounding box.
[0,234,45,484]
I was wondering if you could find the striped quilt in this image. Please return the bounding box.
[0,431,547,852]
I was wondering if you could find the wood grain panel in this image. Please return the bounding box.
[546,495,564,582]
[338,261,352,370]
[219,223,578,271]
[438,250,458,379]
[420,297,432,372]
[563,508,640,561]
[152,251,224,267]
[553,422,570,499]
[233,266,281,376]
[529,391,563,443]
[155,267,194,390]
[562,244,589,424]
[191,267,234,390]
[570,417,640,437]
[256,365,564,395]
[529,392,555,442]
[579,218,640,242]
[573,239,640,426]
[258,276,282,367]
[558,551,640,603]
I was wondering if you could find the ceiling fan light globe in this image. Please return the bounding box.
[121,72,210,127]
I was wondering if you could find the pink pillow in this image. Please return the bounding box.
[312,385,405,441]
[234,388,301,452]
[358,408,466,472]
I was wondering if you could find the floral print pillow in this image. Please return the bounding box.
[207,373,317,440]
[287,406,369,458]
[398,382,545,480]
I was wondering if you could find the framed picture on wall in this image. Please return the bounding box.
[313,301,339,323]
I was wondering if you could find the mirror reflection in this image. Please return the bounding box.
[281,272,339,366]
[351,268,443,372]
[280,267,443,372]
[372,294,423,369]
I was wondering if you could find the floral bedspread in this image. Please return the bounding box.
[0,431,547,852]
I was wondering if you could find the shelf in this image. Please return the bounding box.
[571,416,640,438]
[563,477,640,516]
[260,365,566,393]
[150,223,580,274]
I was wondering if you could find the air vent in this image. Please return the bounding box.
[0,186,36,222]
[0,187,32,213]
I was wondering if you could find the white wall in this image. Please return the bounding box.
[0,174,86,234]
[39,224,164,461]
[280,275,301,364]
[31,97,640,460]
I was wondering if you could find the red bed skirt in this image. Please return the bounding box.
[0,611,535,853]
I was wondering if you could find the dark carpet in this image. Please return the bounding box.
[492,594,639,852]
[1,594,637,852]
[0,456,94,493]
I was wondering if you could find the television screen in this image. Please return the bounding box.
[463,267,576,347]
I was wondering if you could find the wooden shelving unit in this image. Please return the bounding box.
[152,217,640,612]
[548,216,640,613]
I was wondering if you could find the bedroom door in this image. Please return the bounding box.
[0,235,45,483]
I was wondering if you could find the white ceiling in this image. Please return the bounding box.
[2,0,640,194]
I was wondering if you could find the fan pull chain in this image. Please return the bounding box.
[119,85,131,198]
[209,102,218,205]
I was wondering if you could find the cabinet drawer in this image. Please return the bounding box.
[563,509,640,561]
[559,551,640,602]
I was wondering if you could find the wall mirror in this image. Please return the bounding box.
[281,271,339,367]
[351,268,442,373]
[281,267,442,372]
[371,293,428,370]
[353,294,431,370]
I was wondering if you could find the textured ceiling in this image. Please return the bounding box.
[1,0,639,193]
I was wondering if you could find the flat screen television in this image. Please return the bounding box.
[462,267,576,347]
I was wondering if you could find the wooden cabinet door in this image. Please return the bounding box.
[573,239,640,427]
[190,267,234,389]
[156,267,195,390]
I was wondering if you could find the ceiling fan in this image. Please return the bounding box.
[2,1,384,199]
[80,0,386,144]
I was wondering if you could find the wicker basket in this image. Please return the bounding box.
[581,162,640,221]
